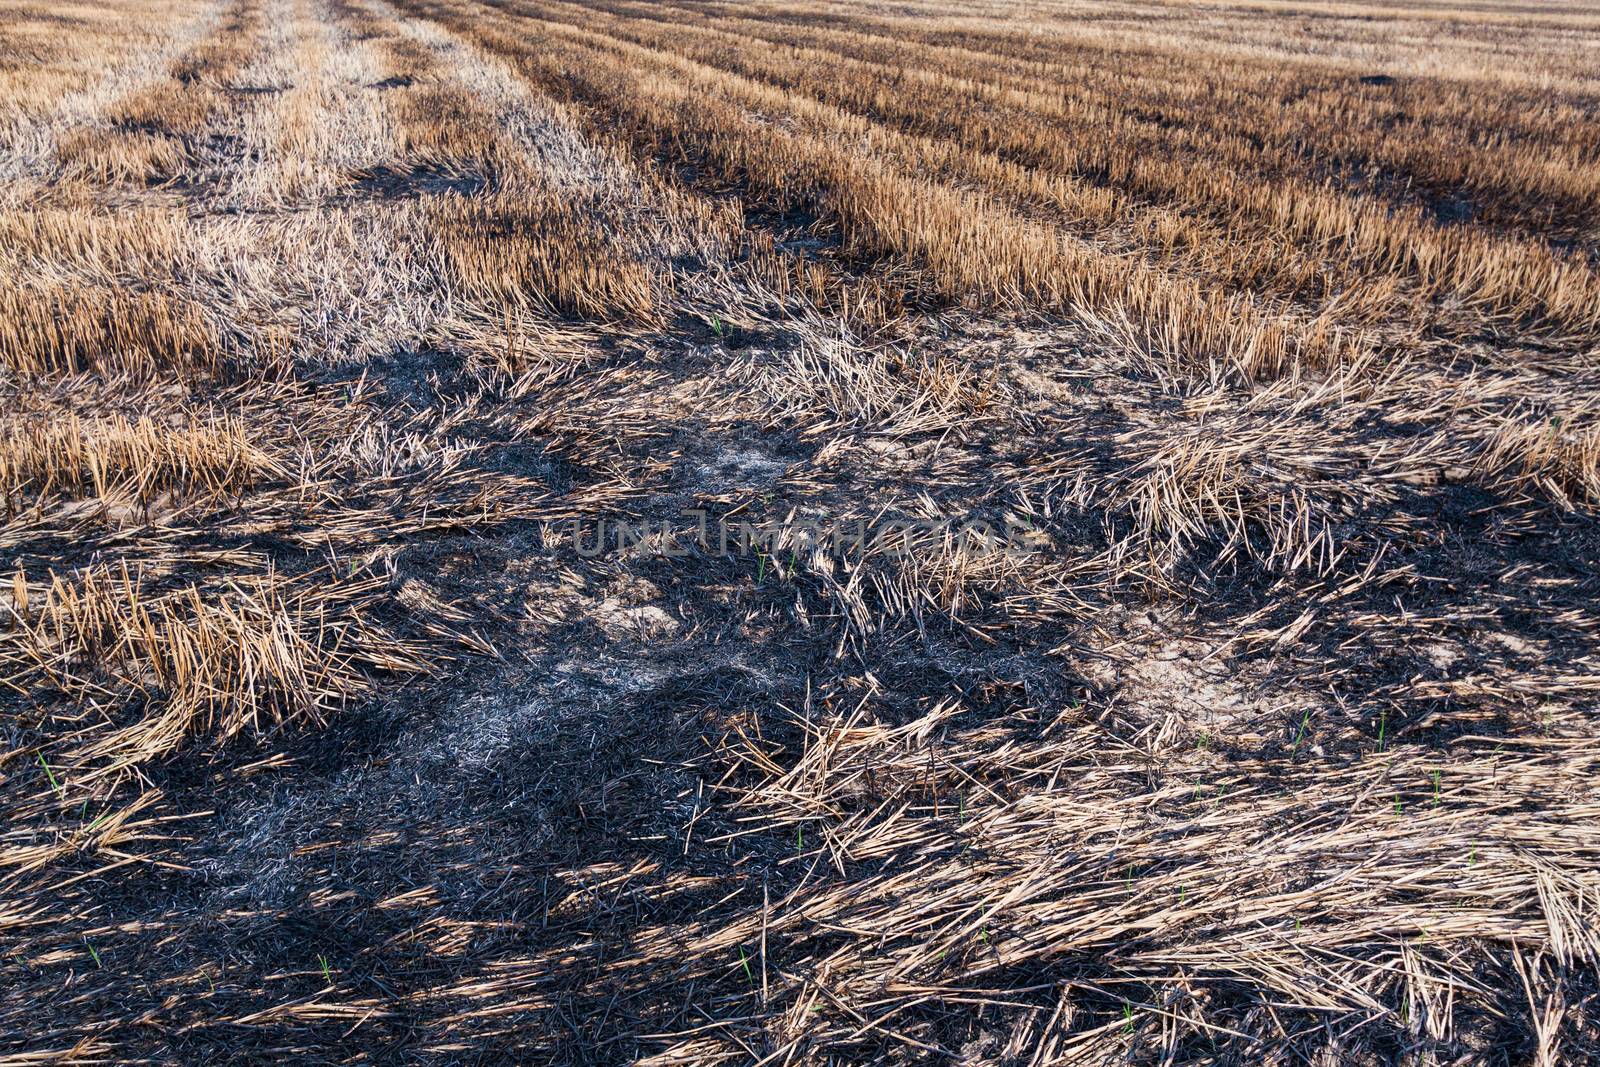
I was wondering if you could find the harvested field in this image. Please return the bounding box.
[2,0,1599,1061]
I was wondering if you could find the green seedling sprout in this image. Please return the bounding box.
[38,753,62,797]
[1293,710,1311,752]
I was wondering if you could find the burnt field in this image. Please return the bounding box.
[1,0,1599,1062]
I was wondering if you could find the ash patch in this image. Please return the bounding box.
[1073,605,1316,746]
[592,576,682,640]
[202,646,759,914]
[691,442,791,493]
[348,162,485,199]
